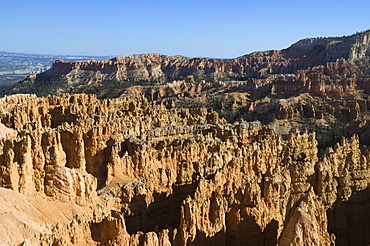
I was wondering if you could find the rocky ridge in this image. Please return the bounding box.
[110,63,370,148]
[5,30,370,96]
[1,93,370,245]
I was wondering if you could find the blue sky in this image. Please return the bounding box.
[1,0,369,58]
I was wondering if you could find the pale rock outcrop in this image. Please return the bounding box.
[0,93,370,245]
[7,31,370,96]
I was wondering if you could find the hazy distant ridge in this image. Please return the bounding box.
[0,51,112,75]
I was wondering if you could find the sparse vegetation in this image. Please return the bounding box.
[301,29,370,41]
[81,80,142,94]
[177,95,244,123]
[2,77,69,96]
[301,115,351,156]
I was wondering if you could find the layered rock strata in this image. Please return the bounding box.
[1,94,370,245]
[6,30,370,96]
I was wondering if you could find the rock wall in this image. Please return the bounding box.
[7,31,370,97]
[283,30,370,69]
[1,94,370,245]
[28,52,365,86]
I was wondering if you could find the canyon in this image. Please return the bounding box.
[4,30,370,96]
[0,92,370,245]
[1,30,370,245]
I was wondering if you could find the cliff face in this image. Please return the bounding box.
[1,93,370,245]
[113,66,370,142]
[1,30,370,246]
[21,53,296,86]
[273,30,370,73]
[5,31,370,96]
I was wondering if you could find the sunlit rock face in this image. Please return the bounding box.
[0,93,370,245]
[7,31,370,97]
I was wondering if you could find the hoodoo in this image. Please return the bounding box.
[0,93,369,245]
